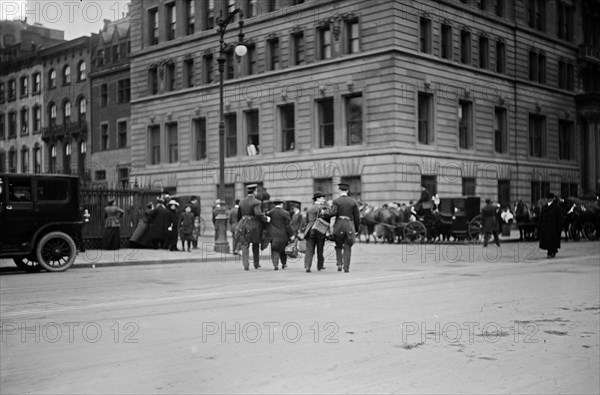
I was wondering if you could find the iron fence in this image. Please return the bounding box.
[80,185,162,248]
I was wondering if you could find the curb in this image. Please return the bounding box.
[0,254,242,273]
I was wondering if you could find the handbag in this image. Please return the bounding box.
[311,218,329,236]
[297,239,307,253]
[284,240,299,258]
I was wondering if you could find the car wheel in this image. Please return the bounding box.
[13,257,42,273]
[36,231,77,272]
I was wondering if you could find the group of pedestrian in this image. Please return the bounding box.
[233,183,361,273]
[480,193,563,259]
[125,196,201,251]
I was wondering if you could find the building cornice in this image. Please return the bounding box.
[131,46,577,106]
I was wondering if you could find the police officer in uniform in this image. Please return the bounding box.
[237,184,269,270]
[329,183,361,273]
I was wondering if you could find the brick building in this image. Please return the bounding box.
[89,17,132,187]
[39,36,93,177]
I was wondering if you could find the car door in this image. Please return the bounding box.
[0,175,36,252]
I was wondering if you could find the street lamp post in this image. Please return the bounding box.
[216,8,247,201]
[214,8,247,254]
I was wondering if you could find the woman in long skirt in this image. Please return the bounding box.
[102,199,124,250]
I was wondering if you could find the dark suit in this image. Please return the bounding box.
[304,202,329,271]
[481,203,500,247]
[291,210,303,235]
[265,206,294,268]
[330,195,360,272]
[237,193,268,269]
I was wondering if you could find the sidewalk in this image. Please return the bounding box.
[0,231,524,272]
[0,235,235,272]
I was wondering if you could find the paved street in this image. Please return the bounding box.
[1,240,599,394]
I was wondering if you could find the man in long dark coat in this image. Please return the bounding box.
[538,193,564,258]
[481,198,501,247]
[265,199,294,270]
[329,183,361,273]
[237,184,269,270]
[148,198,172,249]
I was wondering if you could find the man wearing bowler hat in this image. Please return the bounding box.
[303,191,330,272]
[329,183,360,273]
[237,184,270,270]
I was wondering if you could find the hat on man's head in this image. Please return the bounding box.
[246,183,258,193]
[546,192,555,199]
[485,198,491,204]
[338,183,350,191]
[313,191,326,200]
[272,199,284,205]
[168,199,179,207]
[215,199,222,205]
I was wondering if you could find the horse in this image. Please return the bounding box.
[359,203,402,243]
[561,198,584,241]
[515,200,533,241]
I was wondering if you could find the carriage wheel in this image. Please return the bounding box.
[583,223,598,241]
[404,221,427,244]
[468,215,483,242]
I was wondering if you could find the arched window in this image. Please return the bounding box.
[63,65,71,84]
[33,73,41,93]
[48,102,57,127]
[64,142,72,174]
[49,69,56,88]
[63,100,71,125]
[78,61,86,81]
[21,145,29,173]
[33,144,41,173]
[78,97,86,122]
[49,144,57,173]
[79,141,86,177]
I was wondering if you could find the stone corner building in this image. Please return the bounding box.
[127,0,599,215]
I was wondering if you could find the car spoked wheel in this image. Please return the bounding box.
[13,257,42,273]
[36,231,77,272]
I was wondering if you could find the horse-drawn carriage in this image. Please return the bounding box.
[404,196,483,243]
[359,196,483,244]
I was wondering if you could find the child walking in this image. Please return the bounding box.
[179,205,195,252]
